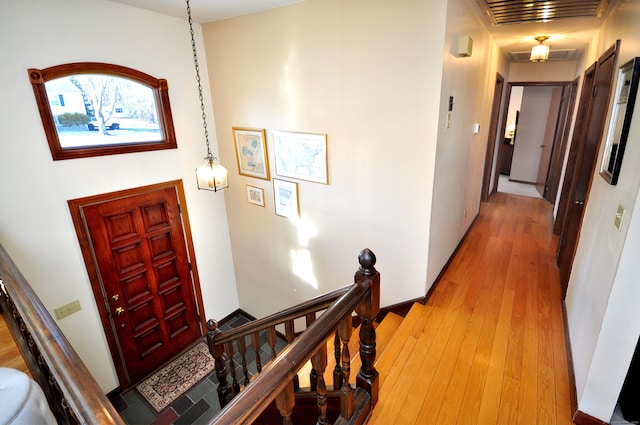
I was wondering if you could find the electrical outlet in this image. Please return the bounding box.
[54,299,82,320]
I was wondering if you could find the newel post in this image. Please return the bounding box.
[206,320,233,407]
[355,248,380,406]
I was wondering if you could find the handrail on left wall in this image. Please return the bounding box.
[0,242,124,425]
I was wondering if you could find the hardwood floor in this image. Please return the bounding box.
[369,192,574,425]
[0,310,32,377]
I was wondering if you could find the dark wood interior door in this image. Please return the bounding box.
[74,184,202,386]
[557,41,620,295]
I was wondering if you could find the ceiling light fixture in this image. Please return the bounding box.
[530,36,550,62]
[187,0,229,192]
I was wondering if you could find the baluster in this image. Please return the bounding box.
[224,341,240,395]
[333,331,342,389]
[285,320,300,391]
[207,320,233,407]
[311,344,328,425]
[355,248,381,405]
[275,380,295,425]
[306,312,317,391]
[237,336,251,386]
[49,374,68,423]
[339,316,353,419]
[61,397,81,425]
[267,326,277,359]
[251,331,263,373]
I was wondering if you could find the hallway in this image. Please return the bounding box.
[371,192,574,424]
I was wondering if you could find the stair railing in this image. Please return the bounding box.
[0,243,124,425]
[206,248,381,425]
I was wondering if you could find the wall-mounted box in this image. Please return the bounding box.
[454,35,473,57]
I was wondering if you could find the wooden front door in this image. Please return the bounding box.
[69,181,204,387]
[556,41,620,295]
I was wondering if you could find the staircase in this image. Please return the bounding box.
[293,303,428,424]
[368,303,429,424]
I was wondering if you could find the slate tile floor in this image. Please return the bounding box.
[108,312,288,425]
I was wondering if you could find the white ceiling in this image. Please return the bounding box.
[107,0,304,23]
[107,0,616,62]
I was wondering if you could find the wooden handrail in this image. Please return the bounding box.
[212,284,351,345]
[207,248,381,424]
[210,282,371,424]
[0,243,124,425]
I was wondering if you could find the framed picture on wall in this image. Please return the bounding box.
[233,127,270,180]
[273,130,328,184]
[600,57,640,185]
[273,179,299,218]
[246,185,265,207]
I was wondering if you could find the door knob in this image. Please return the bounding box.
[115,307,125,316]
[111,294,120,302]
[575,200,585,206]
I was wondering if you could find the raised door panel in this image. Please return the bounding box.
[81,188,200,384]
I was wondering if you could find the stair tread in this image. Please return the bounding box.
[296,311,405,389]
[369,302,456,425]
[374,303,428,388]
[294,303,431,394]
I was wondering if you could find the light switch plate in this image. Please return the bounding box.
[614,204,625,230]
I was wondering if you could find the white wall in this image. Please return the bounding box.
[0,0,238,392]
[203,0,449,317]
[564,0,640,421]
[508,60,578,82]
[427,0,504,285]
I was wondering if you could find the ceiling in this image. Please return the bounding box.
[473,0,619,61]
[107,0,619,62]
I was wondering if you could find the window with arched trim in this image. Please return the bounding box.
[29,62,177,160]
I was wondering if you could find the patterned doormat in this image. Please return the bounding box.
[136,341,214,412]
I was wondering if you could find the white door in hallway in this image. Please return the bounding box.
[510,86,556,183]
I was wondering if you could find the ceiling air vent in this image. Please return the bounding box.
[476,0,612,25]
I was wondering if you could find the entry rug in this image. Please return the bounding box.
[136,341,214,412]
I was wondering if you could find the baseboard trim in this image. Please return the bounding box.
[218,308,256,327]
[562,301,579,420]
[573,410,609,425]
[374,297,426,322]
[507,177,536,185]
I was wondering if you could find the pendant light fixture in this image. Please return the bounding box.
[530,36,550,63]
[187,0,229,192]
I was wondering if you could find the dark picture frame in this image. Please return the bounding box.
[600,57,640,185]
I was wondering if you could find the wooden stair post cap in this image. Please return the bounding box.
[358,248,376,276]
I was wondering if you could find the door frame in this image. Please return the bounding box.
[554,64,595,235]
[556,40,620,297]
[546,78,579,203]
[481,73,505,201]
[68,179,206,388]
[484,80,574,203]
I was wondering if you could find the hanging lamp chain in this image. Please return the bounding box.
[186,0,213,161]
